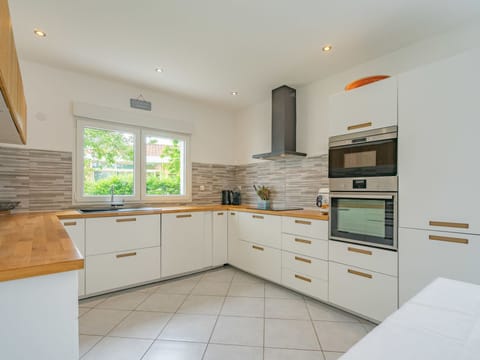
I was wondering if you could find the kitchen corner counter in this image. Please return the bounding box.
[0,213,84,282]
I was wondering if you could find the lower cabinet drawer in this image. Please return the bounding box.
[86,247,161,294]
[329,261,398,322]
[282,234,328,260]
[282,267,328,301]
[248,242,281,283]
[282,251,328,280]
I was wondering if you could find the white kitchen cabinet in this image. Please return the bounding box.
[212,211,228,266]
[398,48,480,234]
[227,211,241,267]
[399,227,480,305]
[86,215,160,255]
[282,267,328,301]
[282,216,328,240]
[282,234,328,260]
[329,76,397,137]
[161,212,212,277]
[246,242,281,283]
[329,261,398,322]
[86,247,161,294]
[282,251,328,281]
[238,212,281,248]
[60,219,85,297]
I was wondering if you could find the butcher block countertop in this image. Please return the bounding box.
[0,213,84,282]
[57,205,329,221]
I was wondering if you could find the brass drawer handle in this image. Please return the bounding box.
[348,269,372,279]
[252,215,264,219]
[116,252,137,258]
[294,256,311,264]
[217,212,224,216]
[176,214,192,218]
[116,218,136,223]
[295,274,312,283]
[429,221,469,229]
[63,221,77,226]
[252,245,264,251]
[294,238,312,245]
[347,122,372,131]
[230,212,236,216]
[429,235,468,245]
[295,219,311,225]
[348,247,372,256]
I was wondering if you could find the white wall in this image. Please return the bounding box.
[235,22,480,164]
[11,61,237,165]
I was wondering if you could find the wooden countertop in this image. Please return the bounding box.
[57,205,329,221]
[0,213,84,282]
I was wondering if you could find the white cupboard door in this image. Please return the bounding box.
[282,267,328,301]
[227,212,241,266]
[399,227,480,305]
[161,212,211,277]
[86,215,160,255]
[329,76,397,137]
[398,49,480,234]
[213,211,228,266]
[248,242,281,283]
[61,219,85,297]
[238,212,282,248]
[282,217,328,240]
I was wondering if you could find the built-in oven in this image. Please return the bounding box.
[329,191,397,250]
[329,126,397,179]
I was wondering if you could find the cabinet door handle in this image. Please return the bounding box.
[429,221,469,229]
[252,245,264,251]
[252,215,264,219]
[176,214,192,218]
[63,221,77,226]
[347,122,372,131]
[294,256,311,264]
[348,247,372,255]
[348,269,372,279]
[429,235,468,245]
[116,218,136,223]
[217,212,224,216]
[294,238,312,245]
[295,274,312,283]
[295,219,311,225]
[116,252,137,258]
[230,212,236,216]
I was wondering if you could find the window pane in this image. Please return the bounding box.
[145,135,185,195]
[83,127,135,196]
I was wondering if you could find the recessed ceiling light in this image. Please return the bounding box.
[231,91,239,96]
[322,44,333,52]
[33,28,47,38]
[155,67,164,73]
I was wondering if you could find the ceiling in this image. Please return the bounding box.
[9,0,480,109]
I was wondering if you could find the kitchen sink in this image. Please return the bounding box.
[78,207,160,213]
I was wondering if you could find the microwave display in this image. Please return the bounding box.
[329,139,397,178]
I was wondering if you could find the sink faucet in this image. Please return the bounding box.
[110,185,124,207]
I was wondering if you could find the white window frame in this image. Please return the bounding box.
[74,118,191,204]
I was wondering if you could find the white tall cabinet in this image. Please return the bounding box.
[398,48,480,304]
[212,211,228,266]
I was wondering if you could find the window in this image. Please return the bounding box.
[76,119,191,203]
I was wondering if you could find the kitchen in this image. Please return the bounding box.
[1,1,480,359]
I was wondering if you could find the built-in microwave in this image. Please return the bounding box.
[329,126,397,179]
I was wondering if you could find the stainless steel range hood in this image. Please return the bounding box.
[253,85,307,160]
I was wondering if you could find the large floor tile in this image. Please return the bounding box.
[265,298,310,320]
[177,295,224,315]
[323,351,344,360]
[221,296,264,317]
[306,300,361,322]
[79,309,131,335]
[81,336,152,360]
[78,307,91,318]
[191,280,231,296]
[109,311,172,339]
[204,343,263,360]
[158,314,217,342]
[232,271,265,284]
[142,340,206,360]
[314,321,368,352]
[96,291,149,310]
[228,282,265,297]
[154,277,200,294]
[264,348,325,360]
[265,318,320,350]
[136,293,186,312]
[202,268,236,282]
[265,283,303,299]
[210,316,264,347]
[79,335,102,358]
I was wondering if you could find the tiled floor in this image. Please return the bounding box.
[78,266,375,359]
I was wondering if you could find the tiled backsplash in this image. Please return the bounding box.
[0,146,328,211]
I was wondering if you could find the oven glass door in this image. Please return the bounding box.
[329,138,397,178]
[330,193,396,249]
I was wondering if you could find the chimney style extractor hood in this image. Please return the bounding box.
[252,85,307,160]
